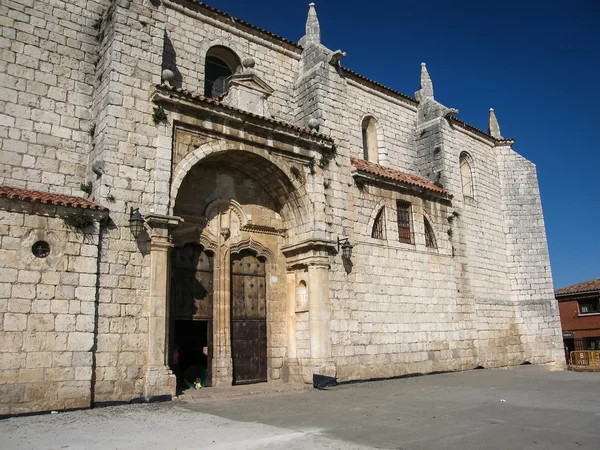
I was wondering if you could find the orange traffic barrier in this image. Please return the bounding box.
[570,350,600,372]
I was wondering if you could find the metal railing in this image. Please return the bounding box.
[570,350,600,371]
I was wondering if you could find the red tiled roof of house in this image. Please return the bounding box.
[155,84,334,142]
[555,278,600,296]
[350,158,452,198]
[0,186,107,211]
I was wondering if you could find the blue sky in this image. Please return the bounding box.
[206,0,599,289]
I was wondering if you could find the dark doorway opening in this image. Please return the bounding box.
[171,319,212,388]
[564,338,575,364]
[170,243,214,389]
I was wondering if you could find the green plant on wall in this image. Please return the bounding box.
[62,214,94,230]
[290,166,301,181]
[308,157,316,175]
[152,105,167,124]
[319,146,337,170]
[80,181,93,196]
[354,176,367,191]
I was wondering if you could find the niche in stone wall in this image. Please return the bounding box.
[295,280,309,313]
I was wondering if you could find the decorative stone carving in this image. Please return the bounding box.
[220,61,274,117]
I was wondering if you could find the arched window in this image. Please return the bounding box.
[371,207,385,240]
[459,152,474,198]
[424,217,436,249]
[204,46,241,98]
[362,116,379,164]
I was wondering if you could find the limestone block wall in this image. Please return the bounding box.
[443,128,520,365]
[345,81,418,171]
[83,0,165,403]
[0,0,108,195]
[0,201,100,416]
[328,181,462,381]
[161,0,300,123]
[496,146,563,364]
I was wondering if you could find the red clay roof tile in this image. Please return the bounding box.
[555,278,600,296]
[350,158,452,198]
[0,186,107,211]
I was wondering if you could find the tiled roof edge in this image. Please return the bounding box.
[341,67,418,105]
[154,84,334,142]
[555,278,600,296]
[0,186,108,212]
[181,1,302,51]
[350,158,453,199]
[450,117,515,145]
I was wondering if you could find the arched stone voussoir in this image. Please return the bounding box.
[170,141,311,234]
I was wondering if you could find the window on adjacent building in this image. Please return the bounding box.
[578,298,600,314]
[424,217,436,249]
[362,116,379,164]
[371,207,385,240]
[204,46,241,98]
[396,201,412,244]
[459,152,474,198]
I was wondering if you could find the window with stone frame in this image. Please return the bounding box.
[361,116,379,163]
[204,46,241,98]
[396,201,412,244]
[460,152,474,198]
[424,217,436,249]
[371,207,386,240]
[578,298,600,314]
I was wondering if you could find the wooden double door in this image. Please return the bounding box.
[170,245,267,386]
[230,250,267,385]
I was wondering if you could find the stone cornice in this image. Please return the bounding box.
[151,86,335,153]
[281,238,337,269]
[146,213,183,229]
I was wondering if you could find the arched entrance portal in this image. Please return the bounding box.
[169,149,301,387]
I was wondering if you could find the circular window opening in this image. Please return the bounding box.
[32,241,50,258]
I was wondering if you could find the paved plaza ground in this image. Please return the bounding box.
[1,365,598,449]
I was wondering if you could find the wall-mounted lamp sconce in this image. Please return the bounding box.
[129,207,145,238]
[337,237,353,260]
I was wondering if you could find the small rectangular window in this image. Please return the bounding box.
[579,299,600,314]
[396,201,412,244]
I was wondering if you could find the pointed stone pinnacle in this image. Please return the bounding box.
[418,62,434,100]
[302,3,321,45]
[488,108,502,138]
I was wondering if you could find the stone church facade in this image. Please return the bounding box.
[0,0,563,415]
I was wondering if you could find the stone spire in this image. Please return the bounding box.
[488,108,502,138]
[300,3,321,46]
[415,62,434,102]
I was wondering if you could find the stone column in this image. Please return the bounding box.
[211,225,234,387]
[143,214,181,398]
[308,262,331,360]
[281,239,337,383]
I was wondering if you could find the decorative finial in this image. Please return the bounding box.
[300,3,321,45]
[488,108,502,138]
[161,69,174,86]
